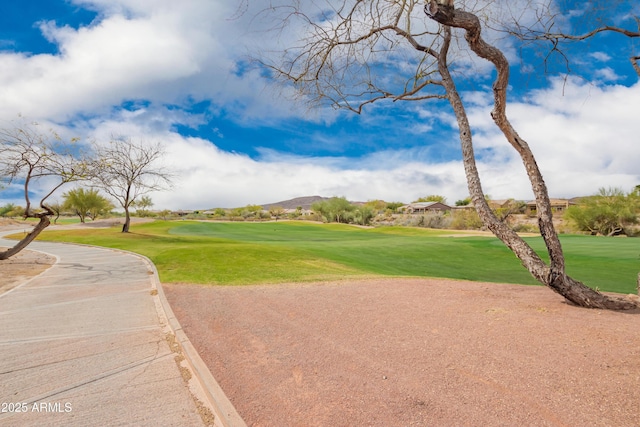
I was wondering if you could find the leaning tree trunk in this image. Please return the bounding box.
[0,214,50,260]
[427,1,637,310]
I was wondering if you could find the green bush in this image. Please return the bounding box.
[0,203,17,217]
[451,209,483,230]
[2,204,26,218]
[565,187,638,236]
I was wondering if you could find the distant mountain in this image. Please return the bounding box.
[261,195,330,210]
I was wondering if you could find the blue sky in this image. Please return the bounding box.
[0,0,638,209]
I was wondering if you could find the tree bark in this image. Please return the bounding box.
[427,1,637,310]
[122,208,131,233]
[0,215,50,260]
[632,55,640,77]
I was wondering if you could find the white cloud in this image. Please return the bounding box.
[6,76,638,210]
[590,52,612,62]
[593,67,621,82]
[464,77,640,198]
[1,17,193,119]
[0,0,303,124]
[154,141,474,209]
[3,87,638,211]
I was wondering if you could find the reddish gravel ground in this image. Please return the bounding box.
[164,278,640,427]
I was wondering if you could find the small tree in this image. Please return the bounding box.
[230,207,244,220]
[312,197,355,223]
[63,188,113,223]
[565,188,639,236]
[0,121,88,259]
[133,195,154,217]
[269,206,286,221]
[91,137,172,232]
[354,205,375,225]
[245,204,264,219]
[158,209,172,220]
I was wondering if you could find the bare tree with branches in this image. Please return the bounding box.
[0,121,89,259]
[261,0,637,309]
[91,137,172,232]
[497,0,640,77]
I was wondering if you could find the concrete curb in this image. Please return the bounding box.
[110,249,247,427]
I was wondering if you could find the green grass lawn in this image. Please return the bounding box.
[13,217,101,225]
[31,220,640,293]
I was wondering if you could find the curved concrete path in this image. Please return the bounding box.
[0,231,235,426]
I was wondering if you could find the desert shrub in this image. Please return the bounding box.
[451,209,483,230]
[301,212,324,222]
[391,213,452,229]
[420,212,452,229]
[512,223,539,233]
[185,213,207,220]
[565,188,638,236]
[3,204,25,218]
[135,210,157,218]
[623,224,640,237]
[0,203,17,217]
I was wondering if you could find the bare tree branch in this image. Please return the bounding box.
[91,137,173,232]
[259,1,448,113]
[499,0,640,77]
[0,120,90,259]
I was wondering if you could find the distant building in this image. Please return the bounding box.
[398,202,452,214]
[525,199,575,215]
[283,208,313,216]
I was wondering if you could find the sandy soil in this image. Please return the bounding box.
[0,247,56,294]
[165,278,640,427]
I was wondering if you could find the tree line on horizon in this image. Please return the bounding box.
[7,186,637,237]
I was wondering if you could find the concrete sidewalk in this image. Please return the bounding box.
[0,233,214,426]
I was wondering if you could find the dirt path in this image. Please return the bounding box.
[165,278,640,427]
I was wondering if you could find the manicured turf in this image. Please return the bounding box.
[33,221,639,293]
